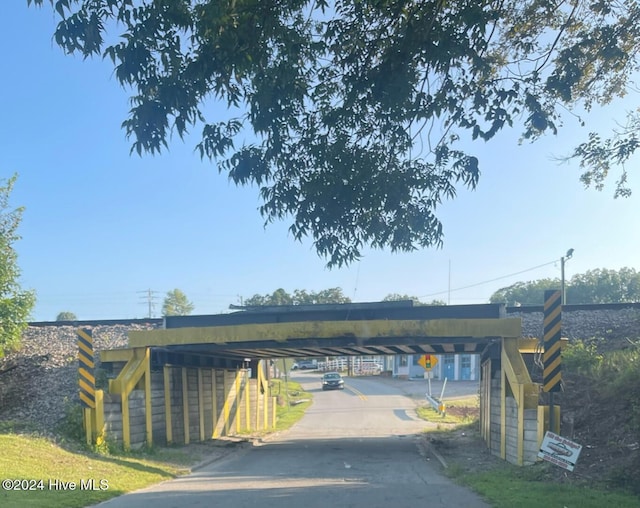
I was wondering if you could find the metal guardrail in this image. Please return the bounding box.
[425,377,447,416]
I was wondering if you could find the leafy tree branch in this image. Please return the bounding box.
[27,0,640,266]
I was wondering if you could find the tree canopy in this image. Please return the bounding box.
[162,288,195,316]
[0,175,35,357]
[56,311,77,321]
[243,287,351,306]
[489,268,640,305]
[382,293,446,305]
[29,0,639,266]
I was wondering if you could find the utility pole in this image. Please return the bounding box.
[560,248,574,305]
[137,289,159,318]
[448,259,451,305]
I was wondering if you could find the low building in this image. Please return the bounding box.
[392,353,480,380]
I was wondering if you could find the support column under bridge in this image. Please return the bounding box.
[85,348,275,450]
[480,338,565,465]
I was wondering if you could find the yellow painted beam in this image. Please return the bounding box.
[100,348,135,363]
[223,372,230,436]
[235,370,241,434]
[501,339,539,410]
[212,370,220,439]
[145,356,152,447]
[182,368,190,445]
[263,376,268,430]
[83,408,92,445]
[538,404,561,437]
[94,390,104,441]
[122,390,130,451]
[518,383,524,465]
[129,318,522,347]
[106,347,150,451]
[256,374,261,431]
[164,366,173,444]
[244,372,251,432]
[108,348,149,395]
[198,369,205,442]
[501,365,506,460]
[257,361,266,430]
[272,397,276,429]
[517,337,569,353]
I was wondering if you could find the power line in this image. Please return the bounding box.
[418,259,559,299]
[137,289,160,318]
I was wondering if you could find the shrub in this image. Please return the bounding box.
[562,340,603,375]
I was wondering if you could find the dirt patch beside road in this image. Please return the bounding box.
[418,370,640,497]
[421,425,504,474]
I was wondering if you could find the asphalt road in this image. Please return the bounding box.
[93,373,489,508]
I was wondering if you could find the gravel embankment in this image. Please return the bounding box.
[0,324,158,433]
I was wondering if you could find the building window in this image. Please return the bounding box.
[399,355,408,367]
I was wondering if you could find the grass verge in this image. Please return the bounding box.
[431,422,640,508]
[269,378,313,432]
[0,432,198,508]
[449,459,640,508]
[417,395,480,425]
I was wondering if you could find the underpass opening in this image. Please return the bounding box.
[94,301,550,466]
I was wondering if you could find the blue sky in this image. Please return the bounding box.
[3,3,639,321]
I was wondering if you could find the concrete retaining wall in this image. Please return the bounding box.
[103,390,147,449]
[483,363,539,466]
[503,398,538,465]
[489,377,501,459]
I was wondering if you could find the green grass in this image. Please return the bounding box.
[450,462,640,508]
[417,395,479,424]
[0,433,197,508]
[416,406,463,424]
[270,379,313,431]
[428,423,640,507]
[0,378,311,507]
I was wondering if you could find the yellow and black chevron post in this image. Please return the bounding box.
[77,328,96,408]
[543,290,562,393]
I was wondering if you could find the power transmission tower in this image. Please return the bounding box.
[137,289,159,318]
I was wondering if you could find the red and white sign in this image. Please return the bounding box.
[538,431,582,472]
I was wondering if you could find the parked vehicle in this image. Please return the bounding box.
[321,372,345,390]
[292,359,318,370]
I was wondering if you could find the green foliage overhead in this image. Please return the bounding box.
[244,287,351,306]
[56,311,77,321]
[162,288,195,316]
[28,1,640,266]
[0,174,35,357]
[490,268,640,305]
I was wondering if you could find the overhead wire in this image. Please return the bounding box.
[418,259,559,299]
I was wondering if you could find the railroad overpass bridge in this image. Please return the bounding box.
[91,301,556,466]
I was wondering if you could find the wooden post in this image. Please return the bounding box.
[182,368,190,444]
[144,349,152,447]
[198,369,205,442]
[164,366,173,444]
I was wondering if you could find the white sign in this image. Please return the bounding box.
[538,431,583,471]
